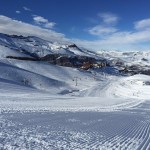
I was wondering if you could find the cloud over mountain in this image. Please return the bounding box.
[0,15,67,42]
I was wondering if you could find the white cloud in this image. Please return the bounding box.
[88,25,117,36]
[0,15,67,42]
[44,22,56,28]
[73,38,135,51]
[98,12,119,25]
[107,30,150,44]
[134,18,150,30]
[33,16,48,23]
[23,6,31,11]
[33,15,56,29]
[87,12,119,36]
[74,28,150,51]
[16,11,21,14]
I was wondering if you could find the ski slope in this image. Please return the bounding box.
[0,34,150,150]
[1,59,149,112]
[0,59,150,150]
[1,102,150,150]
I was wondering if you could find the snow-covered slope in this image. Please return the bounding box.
[0,33,107,95]
[0,58,150,111]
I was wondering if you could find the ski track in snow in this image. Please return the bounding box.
[0,101,150,150]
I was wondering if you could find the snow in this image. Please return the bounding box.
[1,103,150,150]
[97,50,150,67]
[0,45,31,58]
[0,34,150,149]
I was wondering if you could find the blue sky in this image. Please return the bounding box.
[0,0,150,51]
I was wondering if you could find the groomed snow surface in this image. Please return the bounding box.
[0,59,150,150]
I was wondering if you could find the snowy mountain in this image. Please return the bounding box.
[97,50,150,67]
[97,50,150,75]
[0,33,98,58]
